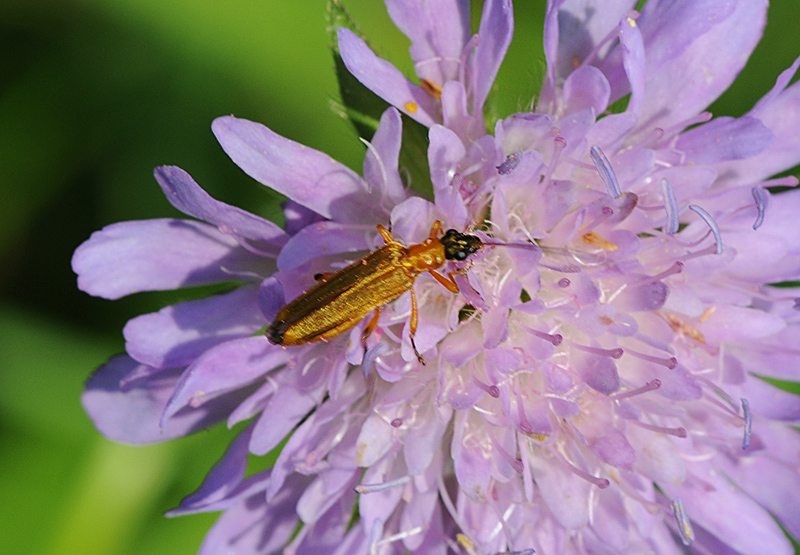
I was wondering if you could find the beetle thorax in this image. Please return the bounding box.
[404,239,446,272]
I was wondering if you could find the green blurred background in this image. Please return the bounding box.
[1,1,797,554]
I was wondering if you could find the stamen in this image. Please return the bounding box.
[611,379,661,401]
[670,497,695,546]
[497,153,522,175]
[590,145,621,199]
[554,451,610,488]
[661,178,680,234]
[571,343,624,359]
[473,374,500,398]
[688,204,724,254]
[355,475,411,495]
[633,420,687,438]
[456,534,478,555]
[420,78,442,100]
[558,278,571,288]
[541,136,567,188]
[514,389,534,435]
[751,186,766,230]
[625,348,678,369]
[580,12,637,67]
[521,324,563,346]
[637,261,683,284]
[368,518,384,555]
[376,526,425,548]
[489,435,525,474]
[391,418,403,428]
[741,397,752,451]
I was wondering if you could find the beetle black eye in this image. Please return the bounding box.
[455,251,467,260]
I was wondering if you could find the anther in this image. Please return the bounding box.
[741,397,752,451]
[497,153,522,175]
[661,178,680,234]
[590,145,622,199]
[688,204,724,254]
[555,451,610,488]
[391,418,403,428]
[751,186,765,230]
[355,475,411,494]
[671,497,695,546]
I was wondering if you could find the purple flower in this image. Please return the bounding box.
[74,1,800,553]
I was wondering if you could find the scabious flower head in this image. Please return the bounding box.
[75,1,800,553]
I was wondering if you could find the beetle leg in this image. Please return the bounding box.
[409,287,425,365]
[377,224,395,245]
[430,220,444,238]
[362,308,381,347]
[428,269,460,294]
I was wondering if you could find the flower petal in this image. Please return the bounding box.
[634,0,767,133]
[384,0,470,86]
[154,165,287,245]
[276,221,372,273]
[337,28,437,127]
[81,355,228,444]
[676,116,774,165]
[72,219,258,300]
[198,474,309,555]
[123,285,265,369]
[362,108,406,204]
[212,115,376,222]
[162,337,286,423]
[717,56,800,183]
[471,0,513,112]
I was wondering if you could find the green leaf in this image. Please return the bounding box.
[326,0,432,197]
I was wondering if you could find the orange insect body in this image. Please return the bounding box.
[267,221,482,362]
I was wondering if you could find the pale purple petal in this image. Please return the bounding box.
[385,0,470,86]
[276,221,372,273]
[337,28,437,127]
[81,355,228,444]
[634,0,767,133]
[428,124,466,190]
[561,66,610,116]
[363,108,406,204]
[168,426,254,514]
[249,377,326,456]
[618,13,644,115]
[676,116,774,165]
[162,337,286,423]
[666,462,794,555]
[717,57,800,183]
[212,115,377,222]
[72,219,259,300]
[471,0,514,112]
[198,474,309,555]
[726,455,800,539]
[154,165,287,245]
[123,285,264,369]
[540,0,635,110]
